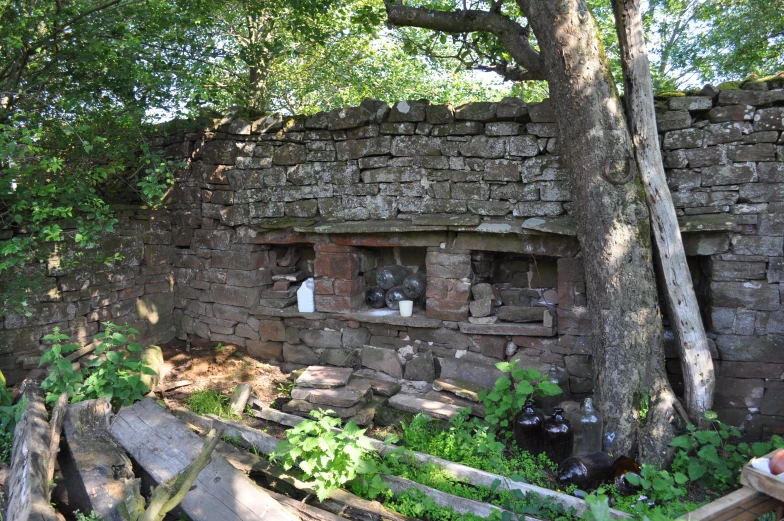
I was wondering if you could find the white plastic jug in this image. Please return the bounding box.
[297,278,315,313]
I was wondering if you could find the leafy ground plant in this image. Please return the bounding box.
[40,323,156,407]
[272,409,384,501]
[479,361,562,434]
[0,370,26,464]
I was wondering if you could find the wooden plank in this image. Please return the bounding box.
[5,380,59,521]
[676,487,781,521]
[176,409,417,521]
[253,406,631,519]
[110,398,299,521]
[59,399,136,521]
[46,392,68,484]
[229,384,252,416]
[741,450,784,503]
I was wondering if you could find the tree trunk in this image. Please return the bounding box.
[611,0,715,424]
[518,0,677,460]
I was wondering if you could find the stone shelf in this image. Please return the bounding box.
[458,322,556,337]
[250,306,329,319]
[295,220,444,234]
[342,308,442,328]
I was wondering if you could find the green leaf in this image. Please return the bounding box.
[669,435,692,449]
[688,460,707,481]
[673,472,688,485]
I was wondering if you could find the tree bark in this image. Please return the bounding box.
[611,0,715,425]
[384,0,680,460]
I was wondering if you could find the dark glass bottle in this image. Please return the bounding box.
[376,265,408,290]
[557,452,613,491]
[537,363,569,413]
[542,407,573,464]
[611,456,643,496]
[365,286,386,308]
[385,286,407,310]
[513,400,545,455]
[403,272,427,299]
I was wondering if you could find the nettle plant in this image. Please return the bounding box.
[272,409,386,501]
[479,361,562,432]
[41,322,156,407]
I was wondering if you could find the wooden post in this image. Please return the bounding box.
[46,392,69,486]
[611,0,715,423]
[229,383,252,416]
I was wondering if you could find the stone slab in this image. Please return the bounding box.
[296,366,354,389]
[521,217,577,236]
[291,378,372,408]
[431,378,488,403]
[352,375,403,397]
[438,357,505,389]
[361,344,403,378]
[282,397,368,419]
[458,322,555,336]
[423,390,485,418]
[388,393,465,421]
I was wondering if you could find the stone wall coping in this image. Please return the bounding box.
[250,305,444,328]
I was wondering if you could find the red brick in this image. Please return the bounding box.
[272,280,291,291]
[446,279,471,301]
[334,278,365,296]
[314,244,358,253]
[314,253,359,280]
[315,294,364,313]
[426,298,469,321]
[315,278,334,295]
[258,320,286,342]
[426,277,448,299]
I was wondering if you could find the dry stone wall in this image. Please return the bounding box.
[0,207,176,384]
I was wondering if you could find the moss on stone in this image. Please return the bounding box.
[717,81,742,91]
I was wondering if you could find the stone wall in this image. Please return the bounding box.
[160,86,784,435]
[0,206,176,384]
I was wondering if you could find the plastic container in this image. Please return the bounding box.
[572,398,603,456]
[297,278,315,312]
[513,400,545,455]
[399,300,414,317]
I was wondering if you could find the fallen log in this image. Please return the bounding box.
[174,409,417,521]
[110,398,299,521]
[5,379,59,521]
[59,399,136,521]
[46,392,69,485]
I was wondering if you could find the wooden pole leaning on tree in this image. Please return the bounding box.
[611,0,715,423]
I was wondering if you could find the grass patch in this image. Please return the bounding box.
[185,388,238,419]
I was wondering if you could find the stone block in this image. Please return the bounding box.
[668,96,713,111]
[426,250,471,279]
[720,361,784,379]
[760,213,784,236]
[210,250,273,270]
[486,122,521,136]
[469,299,493,318]
[753,107,784,131]
[455,102,497,122]
[701,164,755,185]
[315,294,363,313]
[761,381,784,416]
[528,99,555,122]
[281,343,318,364]
[564,354,593,379]
[407,327,472,349]
[299,329,342,348]
[731,235,783,256]
[663,128,704,149]
[758,162,784,183]
[343,327,371,348]
[729,143,776,162]
[319,347,361,367]
[470,335,506,359]
[718,90,784,106]
[526,123,558,137]
[389,100,427,122]
[213,304,248,322]
[715,334,784,363]
[710,260,767,281]
[769,257,784,282]
[714,376,764,408]
[201,140,243,164]
[326,106,372,130]
[438,356,505,389]
[738,183,784,202]
[391,136,442,156]
[212,285,259,308]
[258,320,286,342]
[361,345,403,378]
[292,378,371,407]
[404,350,435,382]
[708,105,755,123]
[498,306,544,323]
[496,97,528,121]
[426,104,455,125]
[426,298,470,321]
[190,229,234,251]
[335,136,392,159]
[246,340,282,360]
[710,281,780,310]
[459,136,506,158]
[0,327,39,355]
[431,121,484,137]
[656,110,692,132]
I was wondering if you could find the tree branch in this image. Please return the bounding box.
[384,1,546,81]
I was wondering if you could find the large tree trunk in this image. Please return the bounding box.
[518,0,677,461]
[611,0,715,424]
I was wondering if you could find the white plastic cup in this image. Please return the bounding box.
[399,300,414,317]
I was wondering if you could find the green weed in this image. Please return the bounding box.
[185,388,238,419]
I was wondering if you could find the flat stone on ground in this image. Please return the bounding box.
[353,395,389,426]
[282,397,369,418]
[296,366,354,389]
[423,390,485,418]
[388,393,464,421]
[431,377,488,403]
[291,378,372,408]
[352,374,403,397]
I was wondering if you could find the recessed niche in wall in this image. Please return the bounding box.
[363,247,427,311]
[259,244,314,308]
[469,252,558,325]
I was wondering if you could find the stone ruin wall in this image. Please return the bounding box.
[2,86,784,436]
[0,206,176,384]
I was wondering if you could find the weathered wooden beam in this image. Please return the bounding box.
[59,399,136,521]
[5,379,59,521]
[109,398,299,521]
[229,384,252,416]
[46,392,68,485]
[676,486,782,521]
